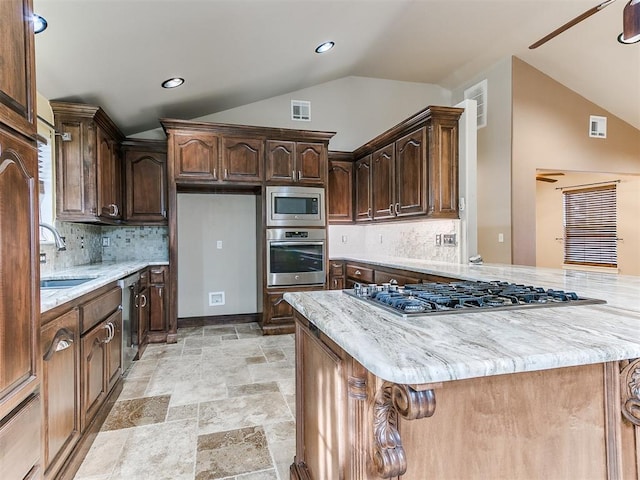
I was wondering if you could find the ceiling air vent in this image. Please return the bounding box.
[291,100,311,121]
[464,79,488,129]
[589,115,607,138]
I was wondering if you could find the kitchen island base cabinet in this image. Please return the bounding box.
[292,311,640,480]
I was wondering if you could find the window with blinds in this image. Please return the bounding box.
[563,184,617,267]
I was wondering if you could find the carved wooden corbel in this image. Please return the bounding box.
[372,382,436,478]
[621,358,640,426]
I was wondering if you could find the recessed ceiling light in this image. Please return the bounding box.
[161,77,185,89]
[315,41,335,54]
[33,14,47,34]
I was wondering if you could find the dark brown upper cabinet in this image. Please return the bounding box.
[222,136,264,182]
[172,131,220,182]
[122,139,168,224]
[0,0,36,137]
[355,155,372,222]
[353,105,463,222]
[327,152,353,224]
[51,101,125,224]
[266,140,327,185]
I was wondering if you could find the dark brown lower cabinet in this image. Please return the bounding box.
[41,309,81,480]
[79,287,122,431]
[262,286,324,334]
[148,266,168,342]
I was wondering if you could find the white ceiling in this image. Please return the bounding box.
[33,0,640,136]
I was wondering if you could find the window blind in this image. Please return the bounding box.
[563,184,617,267]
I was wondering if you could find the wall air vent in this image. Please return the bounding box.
[291,100,311,121]
[589,115,607,138]
[464,79,488,129]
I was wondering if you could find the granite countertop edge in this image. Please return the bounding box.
[285,257,640,384]
[41,260,169,313]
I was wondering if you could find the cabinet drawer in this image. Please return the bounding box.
[374,271,422,286]
[346,264,373,283]
[139,269,149,288]
[149,266,166,284]
[0,395,41,480]
[80,287,121,333]
[329,262,344,277]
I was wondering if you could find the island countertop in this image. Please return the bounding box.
[284,257,640,385]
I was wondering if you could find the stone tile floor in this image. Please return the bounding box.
[74,323,295,480]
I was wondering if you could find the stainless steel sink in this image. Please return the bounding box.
[40,277,95,289]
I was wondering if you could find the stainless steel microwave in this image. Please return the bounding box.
[265,186,325,227]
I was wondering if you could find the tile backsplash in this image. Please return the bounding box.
[328,219,461,263]
[40,222,168,276]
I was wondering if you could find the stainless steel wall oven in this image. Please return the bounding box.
[266,228,326,287]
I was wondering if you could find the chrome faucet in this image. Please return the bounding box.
[39,223,67,251]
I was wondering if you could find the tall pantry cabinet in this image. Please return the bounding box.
[0,0,43,479]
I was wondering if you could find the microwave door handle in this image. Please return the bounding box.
[270,241,325,247]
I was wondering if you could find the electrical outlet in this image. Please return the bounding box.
[498,233,504,243]
[209,291,225,306]
[435,234,442,246]
[102,237,110,247]
[216,240,223,249]
[379,234,383,244]
[443,234,457,246]
[40,252,46,264]
[341,235,348,244]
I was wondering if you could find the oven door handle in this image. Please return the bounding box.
[270,241,325,247]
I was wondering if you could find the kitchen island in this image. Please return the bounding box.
[284,258,640,479]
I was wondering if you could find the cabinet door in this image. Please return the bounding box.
[0,126,38,410]
[354,156,372,222]
[148,285,166,333]
[172,132,219,181]
[428,117,459,217]
[372,144,395,220]
[97,127,122,220]
[327,161,353,223]
[105,311,122,392]
[124,148,167,223]
[138,286,150,351]
[263,292,293,326]
[395,127,427,217]
[296,142,326,185]
[80,322,108,430]
[0,0,36,135]
[55,118,97,220]
[266,140,295,183]
[41,309,80,475]
[221,137,263,182]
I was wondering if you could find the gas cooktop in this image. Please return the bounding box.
[344,280,606,318]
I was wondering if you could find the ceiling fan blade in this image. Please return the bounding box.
[529,0,618,49]
[536,176,559,183]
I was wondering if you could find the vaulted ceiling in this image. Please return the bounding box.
[33,0,640,135]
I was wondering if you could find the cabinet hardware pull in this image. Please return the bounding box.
[355,270,361,276]
[213,168,217,179]
[43,328,75,361]
[332,263,341,268]
[395,203,400,215]
[103,324,111,343]
[134,293,139,308]
[298,170,302,181]
[140,294,147,308]
[389,204,394,215]
[292,170,296,181]
[224,168,228,178]
[367,208,371,218]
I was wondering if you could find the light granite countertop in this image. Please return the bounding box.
[41,261,169,314]
[284,256,640,385]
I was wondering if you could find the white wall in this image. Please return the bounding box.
[132,76,451,151]
[177,193,258,317]
[451,57,513,264]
